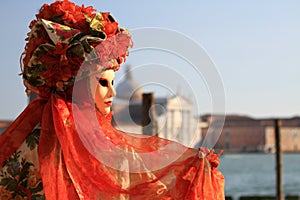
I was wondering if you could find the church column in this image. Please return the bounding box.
[170,110,175,139]
[164,110,168,139]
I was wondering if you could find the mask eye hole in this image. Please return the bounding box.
[98,79,108,87]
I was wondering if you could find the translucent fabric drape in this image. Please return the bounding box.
[0,94,224,199]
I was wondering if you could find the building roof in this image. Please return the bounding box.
[0,120,12,134]
[115,65,144,100]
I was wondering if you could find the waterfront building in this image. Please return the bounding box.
[0,121,12,134]
[264,118,300,153]
[200,115,300,153]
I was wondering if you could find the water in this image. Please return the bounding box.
[218,153,300,199]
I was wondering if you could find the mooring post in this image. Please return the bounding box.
[274,119,283,200]
[142,93,157,136]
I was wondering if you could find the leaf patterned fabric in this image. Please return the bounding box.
[0,129,44,199]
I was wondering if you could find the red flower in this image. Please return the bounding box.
[37,0,95,29]
[104,22,118,37]
[54,42,69,55]
[81,5,95,17]
[72,19,91,34]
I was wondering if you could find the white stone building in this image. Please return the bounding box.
[112,66,201,147]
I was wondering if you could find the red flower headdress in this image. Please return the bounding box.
[22,0,132,95]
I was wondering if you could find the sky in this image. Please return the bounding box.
[0,0,299,120]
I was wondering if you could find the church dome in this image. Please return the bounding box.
[116,66,143,100]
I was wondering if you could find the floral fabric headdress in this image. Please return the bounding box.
[22,0,132,94]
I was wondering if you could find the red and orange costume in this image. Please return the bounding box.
[0,1,224,199]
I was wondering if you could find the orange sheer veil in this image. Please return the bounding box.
[0,88,225,199]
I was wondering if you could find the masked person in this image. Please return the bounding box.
[0,1,224,199]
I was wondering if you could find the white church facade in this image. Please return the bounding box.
[112,66,201,147]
